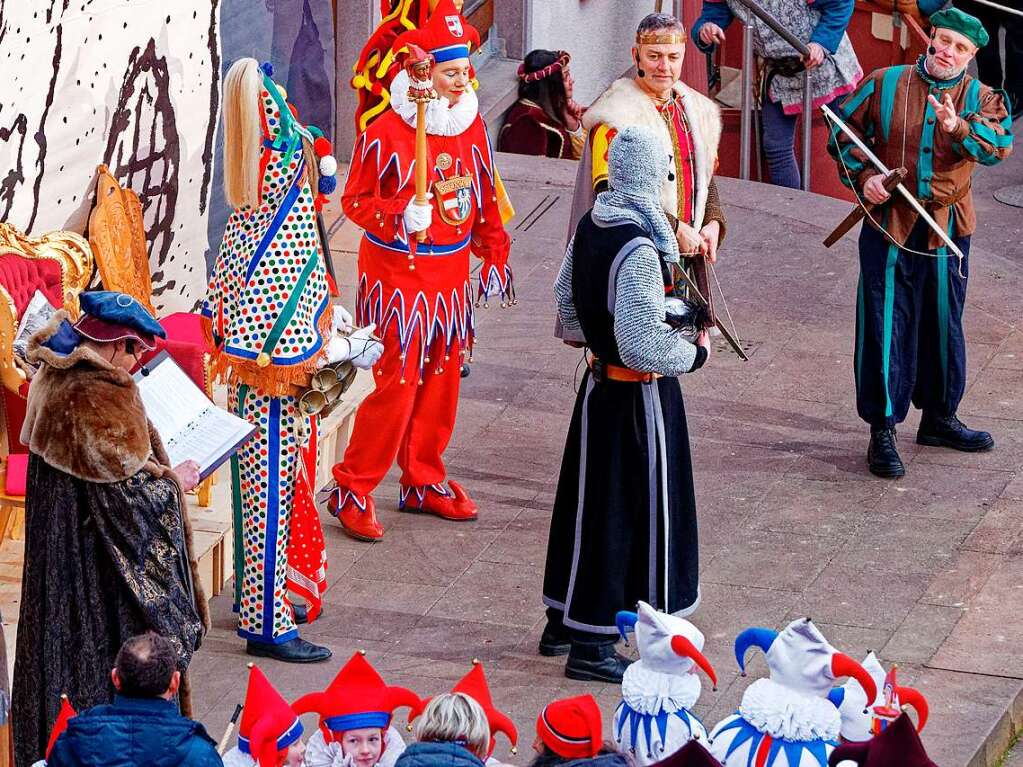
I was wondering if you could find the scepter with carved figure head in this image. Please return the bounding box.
[405,44,436,257]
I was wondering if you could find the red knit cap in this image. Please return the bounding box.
[536,694,602,759]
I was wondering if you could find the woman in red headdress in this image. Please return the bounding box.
[327,0,512,542]
[499,49,586,160]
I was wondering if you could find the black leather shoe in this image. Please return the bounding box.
[565,643,634,683]
[917,413,994,452]
[246,637,332,663]
[538,622,571,657]
[867,427,905,478]
[293,604,308,625]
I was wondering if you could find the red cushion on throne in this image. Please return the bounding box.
[0,254,63,315]
[140,311,210,393]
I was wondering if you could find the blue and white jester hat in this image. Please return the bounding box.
[706,621,878,767]
[617,602,717,685]
[613,603,716,765]
[735,619,876,702]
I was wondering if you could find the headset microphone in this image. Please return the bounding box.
[928,46,936,55]
[635,53,646,78]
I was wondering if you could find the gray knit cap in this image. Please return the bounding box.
[594,125,679,261]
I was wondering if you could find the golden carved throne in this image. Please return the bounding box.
[88,165,157,315]
[0,223,94,539]
[87,166,215,507]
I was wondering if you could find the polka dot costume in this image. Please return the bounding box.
[207,70,331,645]
[202,81,330,386]
[229,381,308,644]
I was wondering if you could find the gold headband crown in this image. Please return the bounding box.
[636,31,686,45]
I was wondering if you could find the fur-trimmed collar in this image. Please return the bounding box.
[21,312,161,483]
[738,678,841,742]
[582,77,722,229]
[621,660,702,714]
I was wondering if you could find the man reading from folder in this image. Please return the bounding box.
[13,290,208,767]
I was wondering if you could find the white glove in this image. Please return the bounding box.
[403,194,433,234]
[324,324,384,369]
[332,304,353,335]
[347,323,384,369]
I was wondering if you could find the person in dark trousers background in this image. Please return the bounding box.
[828,7,1013,479]
[957,0,1023,119]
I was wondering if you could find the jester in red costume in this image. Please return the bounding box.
[327,0,512,541]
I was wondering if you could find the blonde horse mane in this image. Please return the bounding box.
[223,58,263,209]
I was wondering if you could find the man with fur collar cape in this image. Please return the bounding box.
[565,11,727,300]
[12,291,208,767]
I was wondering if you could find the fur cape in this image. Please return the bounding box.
[581,78,723,230]
[20,312,210,702]
[23,312,159,483]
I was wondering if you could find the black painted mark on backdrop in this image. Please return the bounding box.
[103,38,181,297]
[27,23,62,231]
[0,112,28,220]
[200,0,221,214]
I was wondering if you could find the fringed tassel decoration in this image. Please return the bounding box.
[476,262,516,308]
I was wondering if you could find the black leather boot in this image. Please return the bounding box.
[538,621,571,657]
[565,641,633,683]
[867,427,905,478]
[917,412,994,452]
[246,636,332,663]
[293,603,309,625]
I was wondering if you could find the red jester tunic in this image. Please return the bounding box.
[333,105,511,497]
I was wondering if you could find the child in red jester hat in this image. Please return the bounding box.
[294,652,420,767]
[223,664,307,767]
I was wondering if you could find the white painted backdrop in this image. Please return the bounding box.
[0,0,222,313]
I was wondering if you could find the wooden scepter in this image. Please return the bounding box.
[406,46,437,264]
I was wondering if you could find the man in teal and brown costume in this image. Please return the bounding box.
[827,7,1013,478]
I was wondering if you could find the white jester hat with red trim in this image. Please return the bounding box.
[613,601,718,765]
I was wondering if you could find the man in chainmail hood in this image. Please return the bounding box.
[541,125,710,684]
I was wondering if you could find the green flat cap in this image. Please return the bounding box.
[930,7,990,48]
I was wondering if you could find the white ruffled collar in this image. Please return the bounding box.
[738,678,841,742]
[621,660,702,714]
[390,69,479,136]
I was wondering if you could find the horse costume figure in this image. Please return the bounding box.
[613,602,717,764]
[828,652,928,744]
[708,619,877,767]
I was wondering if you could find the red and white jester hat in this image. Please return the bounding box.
[391,0,481,65]
[409,660,518,757]
[537,694,603,759]
[830,652,928,742]
[238,664,304,767]
[292,651,420,740]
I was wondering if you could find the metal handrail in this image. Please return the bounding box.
[970,0,1023,18]
[729,0,814,191]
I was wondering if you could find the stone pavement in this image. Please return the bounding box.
[189,150,1023,767]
